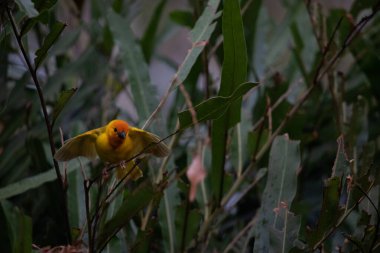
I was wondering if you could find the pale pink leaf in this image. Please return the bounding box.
[186,154,206,202]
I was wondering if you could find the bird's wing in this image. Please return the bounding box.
[128,127,169,157]
[54,127,105,161]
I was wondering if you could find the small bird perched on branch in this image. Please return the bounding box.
[54,119,169,180]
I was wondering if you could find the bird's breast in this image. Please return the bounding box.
[95,133,133,163]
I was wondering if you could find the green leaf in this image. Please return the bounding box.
[0,201,32,253]
[178,82,258,129]
[331,135,350,178]
[96,181,163,250]
[346,96,369,149]
[265,1,303,67]
[34,22,66,70]
[253,135,301,253]
[352,169,375,216]
[211,0,248,202]
[290,22,311,85]
[44,47,103,95]
[0,161,82,200]
[26,138,50,171]
[350,35,380,104]
[169,10,194,28]
[33,0,59,11]
[350,0,375,18]
[158,182,180,253]
[305,177,345,249]
[131,228,154,253]
[247,128,269,157]
[170,0,220,91]
[107,9,158,124]
[15,0,39,17]
[175,205,202,251]
[141,0,166,62]
[51,88,78,128]
[270,210,302,253]
[19,0,59,36]
[218,0,248,126]
[49,28,81,56]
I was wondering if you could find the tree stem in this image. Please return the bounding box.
[6,7,71,244]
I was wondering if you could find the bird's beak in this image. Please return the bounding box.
[117,131,126,139]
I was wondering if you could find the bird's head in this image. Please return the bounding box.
[107,119,129,147]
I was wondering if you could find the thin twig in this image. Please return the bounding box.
[142,87,171,130]
[223,218,256,253]
[179,83,202,154]
[6,7,71,243]
[178,83,204,253]
[305,0,324,51]
[140,127,180,232]
[355,184,380,252]
[312,16,343,85]
[342,233,365,253]
[250,83,293,132]
[315,2,380,82]
[95,161,146,252]
[91,160,141,227]
[266,96,272,136]
[311,181,375,251]
[84,180,93,253]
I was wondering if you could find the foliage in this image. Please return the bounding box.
[1,0,380,252]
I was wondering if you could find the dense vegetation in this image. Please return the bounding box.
[1,0,380,252]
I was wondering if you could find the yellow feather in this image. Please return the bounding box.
[128,127,170,157]
[54,128,104,161]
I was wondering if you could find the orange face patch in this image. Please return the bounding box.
[107,120,129,148]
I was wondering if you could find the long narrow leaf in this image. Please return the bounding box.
[178,82,258,129]
[170,0,220,91]
[14,0,38,17]
[211,0,248,201]
[252,135,301,253]
[0,162,83,200]
[141,0,167,62]
[34,22,66,70]
[331,135,350,178]
[305,177,344,248]
[96,181,163,250]
[0,201,32,253]
[270,210,301,253]
[107,10,158,124]
[51,88,78,128]
[158,183,180,253]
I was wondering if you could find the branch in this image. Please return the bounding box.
[225,0,380,210]
[6,7,71,244]
[195,3,380,247]
[355,184,380,252]
[84,180,93,252]
[311,181,375,251]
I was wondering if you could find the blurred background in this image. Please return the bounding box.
[1,0,380,252]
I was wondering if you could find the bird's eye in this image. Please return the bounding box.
[114,128,117,132]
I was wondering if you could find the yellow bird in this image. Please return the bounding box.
[54,119,169,180]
